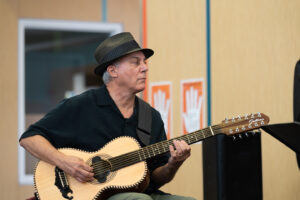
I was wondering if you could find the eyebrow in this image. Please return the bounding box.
[129,56,146,61]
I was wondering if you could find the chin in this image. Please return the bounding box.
[134,85,145,93]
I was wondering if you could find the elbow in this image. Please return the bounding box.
[19,138,26,148]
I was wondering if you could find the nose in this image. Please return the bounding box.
[140,61,148,72]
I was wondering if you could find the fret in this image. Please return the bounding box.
[155,143,161,154]
[187,135,191,144]
[151,144,159,155]
[137,150,142,161]
[145,147,150,158]
[161,142,166,152]
[200,129,205,139]
[163,142,169,152]
[190,134,196,143]
[140,149,145,160]
[209,126,214,136]
[194,132,199,141]
[148,146,154,157]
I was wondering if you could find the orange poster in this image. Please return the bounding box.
[181,79,205,135]
[150,82,172,139]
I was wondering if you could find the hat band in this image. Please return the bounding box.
[99,40,141,64]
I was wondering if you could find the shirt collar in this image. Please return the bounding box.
[94,85,114,106]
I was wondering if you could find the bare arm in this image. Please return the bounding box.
[151,140,191,187]
[20,135,94,182]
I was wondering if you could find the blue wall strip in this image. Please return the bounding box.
[102,0,107,22]
[206,0,212,126]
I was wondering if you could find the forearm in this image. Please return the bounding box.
[20,134,94,182]
[151,160,184,187]
[151,140,191,187]
[19,135,65,168]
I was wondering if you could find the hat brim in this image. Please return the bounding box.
[94,48,154,76]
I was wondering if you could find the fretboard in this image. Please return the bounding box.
[109,124,223,171]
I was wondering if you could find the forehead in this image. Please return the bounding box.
[122,51,145,60]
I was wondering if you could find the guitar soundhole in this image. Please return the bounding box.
[86,154,116,184]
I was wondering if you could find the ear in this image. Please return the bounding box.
[107,65,118,78]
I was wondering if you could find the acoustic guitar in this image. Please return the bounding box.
[34,113,269,200]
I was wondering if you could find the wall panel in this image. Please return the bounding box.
[0,0,19,199]
[148,0,207,199]
[0,0,140,199]
[211,0,300,199]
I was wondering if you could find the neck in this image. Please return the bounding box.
[106,84,136,118]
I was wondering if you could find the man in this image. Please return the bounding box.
[20,32,195,200]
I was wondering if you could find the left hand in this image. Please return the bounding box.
[168,140,191,166]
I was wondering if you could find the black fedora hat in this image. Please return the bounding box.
[94,32,154,76]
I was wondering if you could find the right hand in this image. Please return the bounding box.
[58,154,94,183]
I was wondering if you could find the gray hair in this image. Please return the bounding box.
[102,61,120,85]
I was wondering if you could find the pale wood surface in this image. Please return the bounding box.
[35,137,147,200]
[147,0,207,199]
[0,1,141,199]
[210,1,300,200]
[2,0,300,199]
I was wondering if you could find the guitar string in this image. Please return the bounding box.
[92,125,216,168]
[92,130,215,175]
[91,118,258,174]
[91,123,231,173]
[91,120,252,174]
[91,126,221,174]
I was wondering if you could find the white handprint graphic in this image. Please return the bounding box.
[154,90,171,134]
[183,87,203,133]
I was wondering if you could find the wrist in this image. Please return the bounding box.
[167,159,184,171]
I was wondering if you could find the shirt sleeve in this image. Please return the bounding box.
[19,98,78,148]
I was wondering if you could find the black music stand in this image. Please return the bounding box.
[262,122,300,169]
[262,122,300,154]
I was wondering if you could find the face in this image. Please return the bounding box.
[111,51,148,93]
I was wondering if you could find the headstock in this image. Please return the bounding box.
[220,113,269,136]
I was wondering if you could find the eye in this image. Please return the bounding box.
[130,58,140,65]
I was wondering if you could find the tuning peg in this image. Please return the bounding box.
[251,113,255,118]
[231,116,235,122]
[244,114,249,119]
[237,115,241,120]
[245,132,249,137]
[238,134,243,139]
[224,118,229,123]
[257,112,261,117]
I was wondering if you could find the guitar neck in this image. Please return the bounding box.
[109,125,221,171]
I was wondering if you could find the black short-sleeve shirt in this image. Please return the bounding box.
[20,85,170,194]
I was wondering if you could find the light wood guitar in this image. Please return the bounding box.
[34,113,269,200]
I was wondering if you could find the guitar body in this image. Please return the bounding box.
[34,113,269,200]
[34,137,149,200]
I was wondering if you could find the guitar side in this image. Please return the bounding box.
[34,136,149,200]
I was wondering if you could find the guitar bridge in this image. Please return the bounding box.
[54,167,73,200]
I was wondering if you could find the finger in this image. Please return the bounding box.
[169,144,176,158]
[154,92,158,109]
[159,90,163,110]
[186,89,190,112]
[173,140,183,155]
[191,87,194,109]
[193,88,197,109]
[75,168,94,182]
[183,113,188,127]
[81,162,93,173]
[165,99,170,114]
[197,96,203,112]
[75,176,84,183]
[175,141,190,158]
[179,140,191,153]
